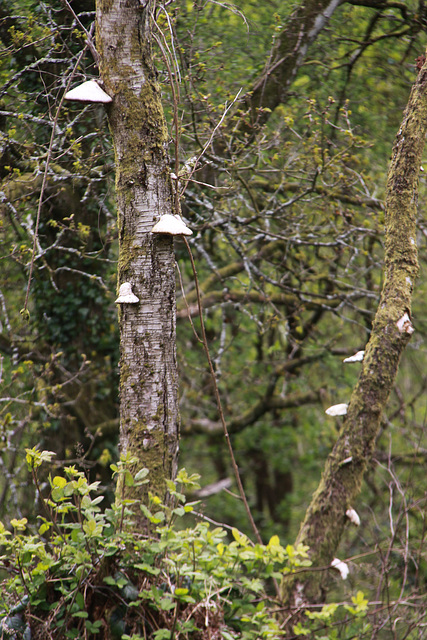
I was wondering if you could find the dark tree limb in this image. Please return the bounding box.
[345,0,408,19]
[281,55,427,610]
[237,0,343,134]
[177,289,343,318]
[183,388,322,436]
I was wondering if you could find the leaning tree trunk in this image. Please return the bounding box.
[96,0,179,509]
[281,54,427,612]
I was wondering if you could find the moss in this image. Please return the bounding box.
[117,244,142,274]
[124,422,171,503]
[119,361,131,386]
[151,404,164,422]
[98,0,114,12]
[115,88,168,175]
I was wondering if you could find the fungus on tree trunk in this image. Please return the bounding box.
[151,214,192,236]
[64,79,112,103]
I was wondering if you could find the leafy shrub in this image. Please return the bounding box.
[0,449,368,640]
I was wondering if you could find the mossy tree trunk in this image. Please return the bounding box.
[281,54,427,611]
[96,0,179,509]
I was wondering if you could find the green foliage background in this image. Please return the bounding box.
[1,0,427,637]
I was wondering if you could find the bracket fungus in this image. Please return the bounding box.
[325,403,348,417]
[115,282,139,304]
[346,508,361,526]
[396,312,414,335]
[331,558,349,580]
[343,350,365,363]
[151,214,192,236]
[64,80,112,104]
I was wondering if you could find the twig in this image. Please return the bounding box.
[21,26,94,317]
[152,29,181,214]
[183,239,263,546]
[60,0,100,66]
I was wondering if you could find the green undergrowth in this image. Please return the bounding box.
[0,449,369,640]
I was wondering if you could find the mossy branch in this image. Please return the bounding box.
[280,55,427,611]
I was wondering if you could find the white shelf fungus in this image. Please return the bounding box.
[151,214,192,236]
[325,403,348,417]
[343,350,365,363]
[331,558,349,580]
[64,80,112,103]
[346,508,361,526]
[396,312,414,335]
[115,282,139,304]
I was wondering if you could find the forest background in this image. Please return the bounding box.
[1,0,427,638]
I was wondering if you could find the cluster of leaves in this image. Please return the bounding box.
[0,449,372,640]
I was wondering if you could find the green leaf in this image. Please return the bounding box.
[124,470,134,487]
[293,622,310,636]
[159,597,175,611]
[85,619,102,633]
[134,468,149,482]
[150,511,165,524]
[132,563,160,575]
[166,479,176,492]
[75,592,85,610]
[10,518,27,531]
[51,487,65,502]
[52,476,67,488]
[38,523,51,535]
[83,518,102,537]
[153,630,172,640]
[140,504,153,519]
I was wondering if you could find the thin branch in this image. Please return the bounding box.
[22,26,94,316]
[183,238,264,547]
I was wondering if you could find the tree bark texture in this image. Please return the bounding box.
[96,0,179,505]
[281,55,427,609]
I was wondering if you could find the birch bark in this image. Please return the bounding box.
[96,0,179,506]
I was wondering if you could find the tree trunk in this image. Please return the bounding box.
[281,55,427,611]
[96,0,179,508]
